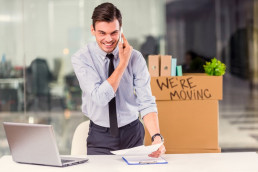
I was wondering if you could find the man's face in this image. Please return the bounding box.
[91,19,120,53]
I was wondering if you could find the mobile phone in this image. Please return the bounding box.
[119,27,123,43]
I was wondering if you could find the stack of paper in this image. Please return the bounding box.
[111,143,168,165]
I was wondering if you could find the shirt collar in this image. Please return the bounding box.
[95,42,119,60]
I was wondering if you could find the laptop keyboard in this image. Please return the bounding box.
[61,159,74,164]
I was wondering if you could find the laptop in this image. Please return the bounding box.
[3,122,88,167]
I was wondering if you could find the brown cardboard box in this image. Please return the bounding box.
[145,74,222,153]
[145,100,220,151]
[160,55,172,76]
[151,75,223,101]
[148,55,160,77]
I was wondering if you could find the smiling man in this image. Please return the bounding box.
[71,2,165,157]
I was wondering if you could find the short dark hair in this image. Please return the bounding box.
[91,2,122,30]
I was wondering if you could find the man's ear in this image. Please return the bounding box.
[91,25,95,36]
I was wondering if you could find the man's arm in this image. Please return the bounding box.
[143,112,166,158]
[143,112,160,137]
[107,34,132,92]
[131,51,166,158]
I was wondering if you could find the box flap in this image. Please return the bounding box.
[151,74,223,101]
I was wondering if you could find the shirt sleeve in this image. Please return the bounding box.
[132,51,158,119]
[71,51,115,107]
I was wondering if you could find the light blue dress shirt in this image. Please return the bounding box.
[71,42,157,128]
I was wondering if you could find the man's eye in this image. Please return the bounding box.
[100,32,105,35]
[111,32,118,36]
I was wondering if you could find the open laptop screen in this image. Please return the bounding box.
[3,122,88,167]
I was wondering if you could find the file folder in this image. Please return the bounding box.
[160,55,172,76]
[148,55,160,77]
[122,156,168,165]
[171,58,177,76]
[176,65,183,76]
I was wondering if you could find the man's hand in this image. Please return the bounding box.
[107,34,132,92]
[118,34,132,67]
[148,136,166,158]
[143,112,165,158]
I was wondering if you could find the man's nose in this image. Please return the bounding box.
[105,34,112,42]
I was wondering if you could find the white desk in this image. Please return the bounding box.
[1,152,258,172]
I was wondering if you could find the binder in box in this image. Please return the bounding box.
[171,58,177,76]
[160,55,171,76]
[148,55,160,77]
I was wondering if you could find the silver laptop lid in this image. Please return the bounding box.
[3,122,62,166]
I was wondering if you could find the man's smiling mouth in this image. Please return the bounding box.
[103,42,114,46]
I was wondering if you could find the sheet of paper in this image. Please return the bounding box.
[110,142,163,156]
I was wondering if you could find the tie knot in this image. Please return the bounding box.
[106,53,114,60]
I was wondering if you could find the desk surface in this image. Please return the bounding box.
[1,152,258,172]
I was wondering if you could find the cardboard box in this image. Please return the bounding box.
[145,100,219,150]
[151,74,223,101]
[145,74,223,153]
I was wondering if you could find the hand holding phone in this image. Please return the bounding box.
[118,28,132,67]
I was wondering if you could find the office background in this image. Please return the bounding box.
[0,0,257,157]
